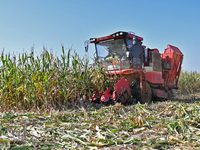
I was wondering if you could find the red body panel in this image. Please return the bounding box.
[152,89,167,99]
[115,77,131,96]
[145,71,164,84]
[161,45,183,87]
[114,77,132,104]
[95,35,117,43]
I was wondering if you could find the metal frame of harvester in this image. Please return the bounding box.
[85,31,183,105]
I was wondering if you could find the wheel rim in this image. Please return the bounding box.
[141,82,151,103]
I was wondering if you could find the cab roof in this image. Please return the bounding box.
[89,31,143,44]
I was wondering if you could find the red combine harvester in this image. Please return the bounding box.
[85,31,183,105]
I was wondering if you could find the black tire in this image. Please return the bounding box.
[140,82,152,104]
[167,90,172,100]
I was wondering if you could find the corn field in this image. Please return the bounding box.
[0,46,199,111]
[0,47,116,112]
[178,71,200,95]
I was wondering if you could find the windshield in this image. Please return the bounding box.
[95,39,130,71]
[96,39,127,59]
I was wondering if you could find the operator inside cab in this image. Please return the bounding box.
[105,52,119,61]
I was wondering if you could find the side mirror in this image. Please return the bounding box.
[93,52,96,58]
[84,40,89,52]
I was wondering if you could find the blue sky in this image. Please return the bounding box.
[0,0,200,71]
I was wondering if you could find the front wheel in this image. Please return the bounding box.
[140,82,152,104]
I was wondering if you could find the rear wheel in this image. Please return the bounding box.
[167,90,172,100]
[140,82,152,104]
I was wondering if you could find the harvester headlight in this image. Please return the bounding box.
[111,31,126,37]
[89,38,97,43]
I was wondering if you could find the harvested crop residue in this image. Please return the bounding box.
[0,100,199,149]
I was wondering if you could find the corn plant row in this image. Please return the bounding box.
[178,71,200,95]
[0,47,115,111]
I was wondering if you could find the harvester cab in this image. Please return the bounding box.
[85,31,183,105]
[86,31,144,71]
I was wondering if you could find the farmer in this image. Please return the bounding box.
[105,53,119,61]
